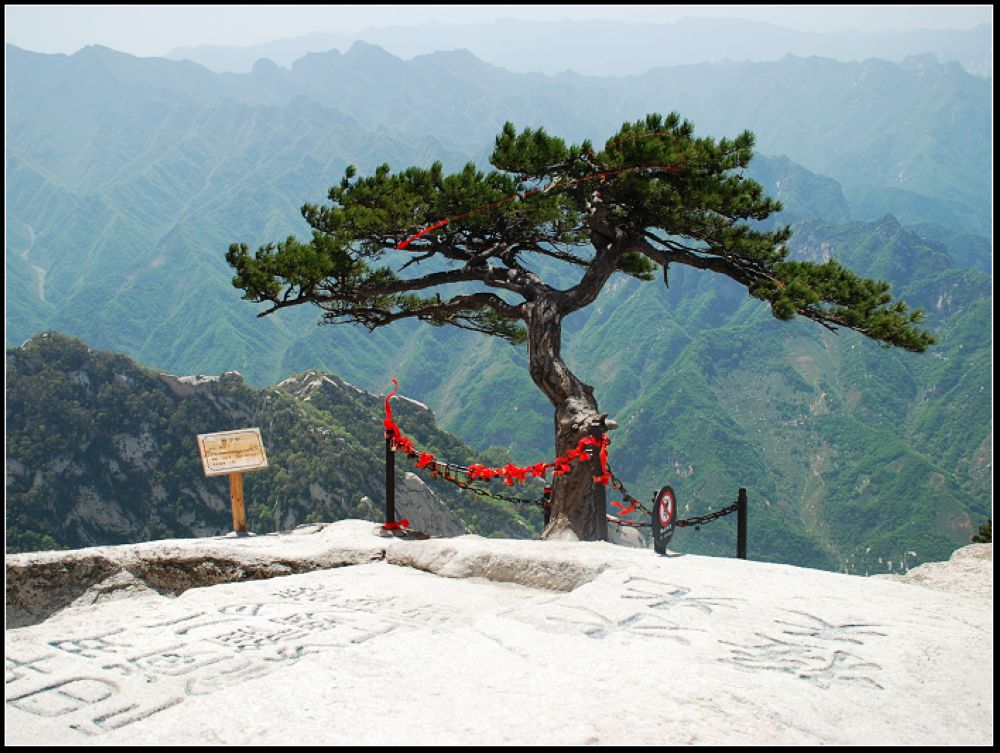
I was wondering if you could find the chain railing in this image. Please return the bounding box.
[384,423,747,559]
[421,459,548,509]
[676,501,741,529]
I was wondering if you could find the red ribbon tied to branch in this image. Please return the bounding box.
[397,219,450,251]
[551,456,573,477]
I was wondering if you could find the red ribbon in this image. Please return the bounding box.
[397,219,450,250]
[501,463,528,485]
[384,519,410,530]
[551,456,573,476]
[611,500,638,517]
[467,464,498,481]
[384,379,417,455]
[591,436,611,486]
[530,462,551,478]
[384,378,402,442]
[570,435,611,485]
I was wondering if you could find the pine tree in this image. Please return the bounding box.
[227,113,934,541]
[972,519,991,543]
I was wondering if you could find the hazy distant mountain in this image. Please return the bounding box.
[165,17,993,77]
[168,30,354,75]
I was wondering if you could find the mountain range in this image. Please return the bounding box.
[164,17,994,78]
[4,37,992,573]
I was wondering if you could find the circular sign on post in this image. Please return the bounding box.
[652,485,677,555]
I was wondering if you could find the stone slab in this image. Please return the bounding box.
[4,522,992,745]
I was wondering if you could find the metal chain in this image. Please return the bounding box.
[675,501,740,529]
[607,466,653,528]
[399,448,737,526]
[399,452,547,508]
[607,517,652,529]
[607,465,739,530]
[439,473,547,508]
[609,467,652,516]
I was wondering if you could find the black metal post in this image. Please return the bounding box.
[385,430,395,526]
[590,428,608,542]
[737,487,748,560]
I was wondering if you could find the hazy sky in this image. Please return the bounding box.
[5,4,993,57]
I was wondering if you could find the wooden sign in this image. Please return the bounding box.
[197,428,268,477]
[196,428,268,534]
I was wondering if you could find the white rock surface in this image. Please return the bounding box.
[4,523,992,745]
[874,542,992,600]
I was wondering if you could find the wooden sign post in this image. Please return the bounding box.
[229,471,247,533]
[197,428,269,535]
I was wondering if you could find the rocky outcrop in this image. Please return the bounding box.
[874,542,992,600]
[607,523,648,548]
[4,523,387,628]
[394,472,469,537]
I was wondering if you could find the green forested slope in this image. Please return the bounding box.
[6,333,542,553]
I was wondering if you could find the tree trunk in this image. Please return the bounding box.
[525,297,610,541]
